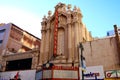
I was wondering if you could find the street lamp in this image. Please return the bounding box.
[79,42,85,80]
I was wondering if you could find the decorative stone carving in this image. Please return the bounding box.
[42,15,47,22]
[39,3,92,68]
[10,27,23,41]
[41,16,47,32]
[66,4,72,24]
[67,14,71,24]
[57,29,64,55]
[48,10,52,19]
[77,7,81,13]
[46,22,51,30]
[4,54,31,61]
[73,12,78,23]
[73,6,77,12]
[62,5,66,12]
[55,2,66,13]
[67,4,71,10]
[2,61,6,71]
[58,16,66,27]
[2,49,6,55]
[77,7,83,18]
[48,10,52,16]
[32,52,39,69]
[67,4,71,14]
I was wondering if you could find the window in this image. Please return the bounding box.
[0,40,3,43]
[107,32,109,36]
[0,29,5,41]
[0,29,6,33]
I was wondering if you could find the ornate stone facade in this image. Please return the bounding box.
[39,3,93,67]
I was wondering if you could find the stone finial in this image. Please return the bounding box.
[55,2,65,9]
[48,10,52,19]
[44,15,46,18]
[77,7,83,17]
[67,4,71,10]
[55,2,66,13]
[58,2,62,6]
[67,4,72,14]
[63,4,66,12]
[48,10,52,16]
[42,15,47,21]
[73,6,77,12]
[77,7,81,13]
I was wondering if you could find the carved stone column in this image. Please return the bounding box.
[31,51,39,69]
[64,23,68,60]
[2,58,6,71]
[45,21,51,61]
[73,8,79,62]
[67,4,73,62]
[49,27,53,60]
[78,22,83,42]
[46,11,52,61]
[39,16,47,65]
[77,7,83,42]
[0,56,3,71]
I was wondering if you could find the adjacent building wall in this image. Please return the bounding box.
[83,37,120,71]
[0,23,11,54]
[0,23,40,54]
[0,23,41,71]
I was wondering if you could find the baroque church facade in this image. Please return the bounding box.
[38,3,92,68]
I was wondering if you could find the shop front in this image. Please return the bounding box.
[80,65,104,80]
[104,70,120,80]
[0,70,36,80]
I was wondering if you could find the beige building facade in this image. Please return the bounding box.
[0,3,119,77]
[0,23,40,54]
[38,3,120,72]
[0,23,40,71]
[83,36,120,71]
[39,3,93,68]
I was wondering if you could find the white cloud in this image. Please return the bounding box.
[0,6,42,38]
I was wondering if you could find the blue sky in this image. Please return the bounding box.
[0,0,120,38]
